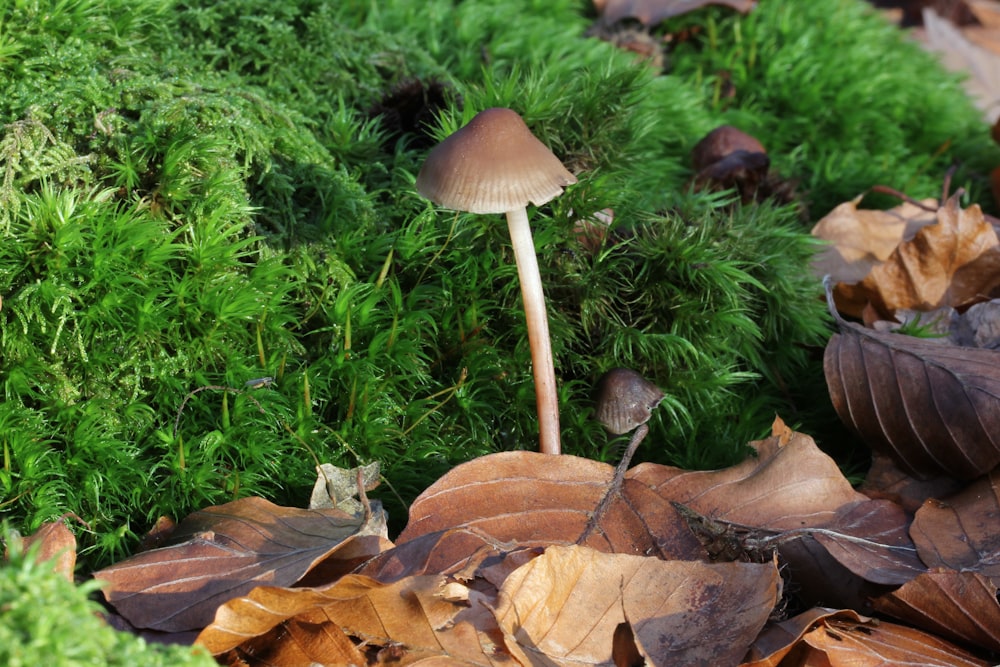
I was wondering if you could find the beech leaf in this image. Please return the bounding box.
[824,316,1000,479]
[910,469,1000,584]
[873,569,1000,654]
[397,451,704,560]
[198,574,509,665]
[96,496,384,632]
[493,544,778,667]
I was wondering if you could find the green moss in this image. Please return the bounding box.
[0,0,997,573]
[0,533,215,666]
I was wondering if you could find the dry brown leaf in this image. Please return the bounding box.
[397,451,705,560]
[910,469,1000,585]
[593,0,756,26]
[811,195,938,289]
[743,607,870,666]
[630,419,923,608]
[858,452,964,514]
[199,574,508,666]
[873,568,1000,654]
[16,518,78,581]
[824,317,1000,479]
[798,616,992,666]
[862,193,1000,314]
[96,496,385,632]
[494,545,778,667]
[629,418,866,530]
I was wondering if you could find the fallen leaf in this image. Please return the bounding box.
[15,518,78,581]
[96,496,383,632]
[397,451,705,560]
[629,418,867,530]
[858,452,964,514]
[873,568,1000,654]
[799,615,992,666]
[198,574,509,665]
[494,544,778,667]
[824,316,1000,479]
[743,607,870,666]
[630,419,923,608]
[594,0,756,26]
[811,195,937,285]
[910,470,1000,585]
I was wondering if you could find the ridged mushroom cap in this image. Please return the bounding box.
[594,367,666,435]
[415,107,577,214]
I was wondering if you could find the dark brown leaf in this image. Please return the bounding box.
[825,318,1000,479]
[96,496,383,632]
[873,569,1000,654]
[910,470,1000,585]
[858,452,964,514]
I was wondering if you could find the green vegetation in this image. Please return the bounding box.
[0,529,215,666]
[1,0,996,578]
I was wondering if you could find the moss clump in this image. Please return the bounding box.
[0,536,215,666]
[1,0,997,571]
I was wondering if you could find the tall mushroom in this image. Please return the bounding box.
[415,108,577,456]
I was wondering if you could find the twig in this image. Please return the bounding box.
[577,424,649,544]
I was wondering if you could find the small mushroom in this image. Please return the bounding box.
[594,367,666,435]
[416,108,577,456]
[579,367,667,544]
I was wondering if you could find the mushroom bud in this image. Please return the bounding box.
[416,108,577,456]
[594,367,665,435]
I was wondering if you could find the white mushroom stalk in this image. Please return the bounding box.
[415,108,577,456]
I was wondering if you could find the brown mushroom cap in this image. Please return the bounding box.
[594,367,666,435]
[415,107,577,214]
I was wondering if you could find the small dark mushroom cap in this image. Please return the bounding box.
[594,367,666,435]
[415,107,577,214]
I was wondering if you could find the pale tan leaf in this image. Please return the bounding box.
[96,496,382,632]
[199,574,510,666]
[800,616,991,666]
[494,544,778,667]
[811,195,937,286]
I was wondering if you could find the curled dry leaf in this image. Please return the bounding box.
[910,469,1000,584]
[824,315,1000,479]
[816,192,1000,318]
[629,418,924,607]
[811,194,937,289]
[197,574,509,665]
[798,616,992,666]
[494,545,778,667]
[593,0,756,26]
[743,607,871,666]
[96,496,387,632]
[873,569,1000,654]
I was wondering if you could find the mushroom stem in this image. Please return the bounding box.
[505,206,561,456]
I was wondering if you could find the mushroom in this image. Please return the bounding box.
[594,367,666,436]
[578,367,666,543]
[416,108,577,456]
